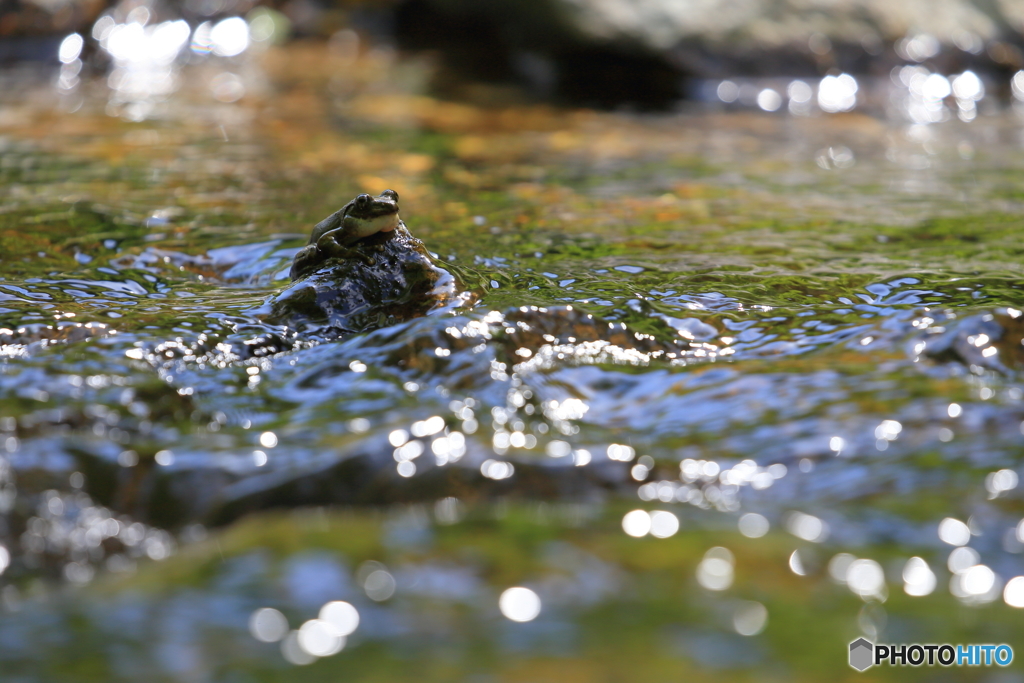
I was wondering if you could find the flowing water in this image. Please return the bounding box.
[3,36,1024,682]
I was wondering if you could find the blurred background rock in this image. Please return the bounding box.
[6,0,1024,108]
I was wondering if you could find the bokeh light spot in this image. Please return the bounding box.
[499,586,541,622]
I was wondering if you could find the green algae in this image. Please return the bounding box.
[2,45,1024,683]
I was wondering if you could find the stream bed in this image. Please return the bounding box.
[2,35,1024,682]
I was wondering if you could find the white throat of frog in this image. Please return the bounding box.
[349,212,400,237]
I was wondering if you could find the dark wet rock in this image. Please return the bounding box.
[0,485,174,585]
[455,304,691,368]
[260,224,456,338]
[395,0,1024,104]
[39,304,696,531]
[45,403,619,531]
[129,223,458,369]
[144,327,300,366]
[0,321,115,352]
[207,451,614,526]
[394,0,688,107]
[917,309,1024,373]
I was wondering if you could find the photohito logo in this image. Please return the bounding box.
[849,639,1013,671]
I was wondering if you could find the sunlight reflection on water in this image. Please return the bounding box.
[6,18,1024,680]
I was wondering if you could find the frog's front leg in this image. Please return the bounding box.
[316,229,376,266]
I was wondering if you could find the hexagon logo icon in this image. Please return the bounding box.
[849,638,874,671]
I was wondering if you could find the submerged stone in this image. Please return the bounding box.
[918,310,1024,374]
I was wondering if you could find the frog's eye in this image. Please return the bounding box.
[381,189,399,201]
[355,194,371,207]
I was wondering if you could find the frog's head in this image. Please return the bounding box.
[343,189,400,238]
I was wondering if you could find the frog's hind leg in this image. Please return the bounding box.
[317,230,375,266]
[290,244,320,280]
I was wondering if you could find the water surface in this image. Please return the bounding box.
[2,37,1024,682]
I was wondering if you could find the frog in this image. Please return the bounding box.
[289,189,401,281]
[263,188,459,338]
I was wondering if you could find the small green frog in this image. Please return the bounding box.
[290,189,401,279]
